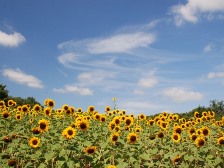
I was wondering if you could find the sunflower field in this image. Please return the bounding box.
[0,98,224,168]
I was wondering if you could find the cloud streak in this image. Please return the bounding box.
[2,68,44,88]
[170,0,224,25]
[0,31,25,47]
[163,87,203,102]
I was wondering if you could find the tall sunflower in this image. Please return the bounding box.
[127,132,139,144]
[200,126,210,136]
[110,132,119,144]
[15,114,22,120]
[171,133,181,143]
[38,119,49,132]
[62,126,76,140]
[195,136,205,147]
[77,120,89,131]
[29,137,40,148]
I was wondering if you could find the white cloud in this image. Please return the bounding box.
[53,84,93,96]
[138,77,158,88]
[2,68,43,88]
[88,32,156,54]
[57,53,77,67]
[207,72,224,78]
[170,0,224,25]
[203,43,213,53]
[0,31,25,47]
[78,70,115,85]
[163,87,203,102]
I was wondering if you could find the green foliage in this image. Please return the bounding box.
[0,84,9,100]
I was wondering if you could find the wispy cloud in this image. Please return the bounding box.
[87,32,156,54]
[207,72,224,78]
[57,53,77,68]
[203,43,213,53]
[138,76,158,88]
[53,84,93,96]
[163,87,203,102]
[170,0,224,26]
[2,68,44,88]
[0,31,25,47]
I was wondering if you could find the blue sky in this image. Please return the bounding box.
[1,0,224,115]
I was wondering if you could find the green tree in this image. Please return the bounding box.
[0,84,9,100]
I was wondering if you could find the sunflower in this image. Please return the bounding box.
[32,127,41,134]
[172,114,179,121]
[171,155,181,164]
[108,165,116,168]
[45,98,55,108]
[173,126,182,134]
[110,132,119,143]
[113,116,121,125]
[84,146,97,155]
[194,111,200,118]
[127,132,139,144]
[2,111,10,118]
[77,120,89,131]
[0,100,5,107]
[29,137,40,148]
[21,105,29,113]
[148,119,154,126]
[33,104,42,112]
[77,107,83,113]
[7,99,15,107]
[200,126,210,136]
[44,107,52,116]
[135,126,142,133]
[15,114,22,120]
[171,133,181,143]
[62,126,76,140]
[157,131,165,138]
[94,113,101,121]
[217,137,224,145]
[88,105,95,113]
[138,114,146,120]
[38,119,49,132]
[108,121,116,131]
[7,159,17,167]
[124,116,134,126]
[100,115,106,122]
[188,127,196,135]
[105,106,111,112]
[195,136,205,147]
[160,121,169,130]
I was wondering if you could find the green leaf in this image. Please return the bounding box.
[66,161,75,168]
[56,161,65,167]
[139,153,149,160]
[215,156,222,166]
[38,163,47,168]
[150,148,158,154]
[44,151,54,161]
[59,149,66,157]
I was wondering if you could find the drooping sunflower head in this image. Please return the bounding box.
[127,132,139,144]
[84,146,97,155]
[194,111,200,118]
[62,126,76,140]
[7,159,17,167]
[29,137,40,148]
[32,127,41,134]
[171,155,181,165]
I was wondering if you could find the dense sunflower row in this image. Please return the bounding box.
[0,98,224,167]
